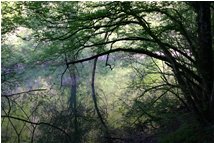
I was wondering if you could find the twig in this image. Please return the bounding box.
[60,53,69,89]
[1,115,71,141]
[105,42,115,70]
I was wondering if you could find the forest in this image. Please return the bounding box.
[1,1,214,143]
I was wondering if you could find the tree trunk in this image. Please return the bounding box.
[69,65,78,142]
[194,2,214,125]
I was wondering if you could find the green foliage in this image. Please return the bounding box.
[2,1,214,143]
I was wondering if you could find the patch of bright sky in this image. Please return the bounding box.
[3,27,33,52]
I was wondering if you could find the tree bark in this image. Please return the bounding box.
[197,2,213,91]
[193,2,214,124]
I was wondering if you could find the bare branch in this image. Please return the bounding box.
[1,89,47,97]
[91,57,108,130]
[1,115,71,141]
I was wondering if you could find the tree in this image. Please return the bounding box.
[21,1,213,125]
[1,1,214,142]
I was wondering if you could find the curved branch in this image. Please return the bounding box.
[49,20,140,41]
[83,37,153,48]
[91,57,108,130]
[86,36,195,64]
[67,48,168,65]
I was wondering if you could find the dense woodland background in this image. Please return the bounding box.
[1,1,214,143]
